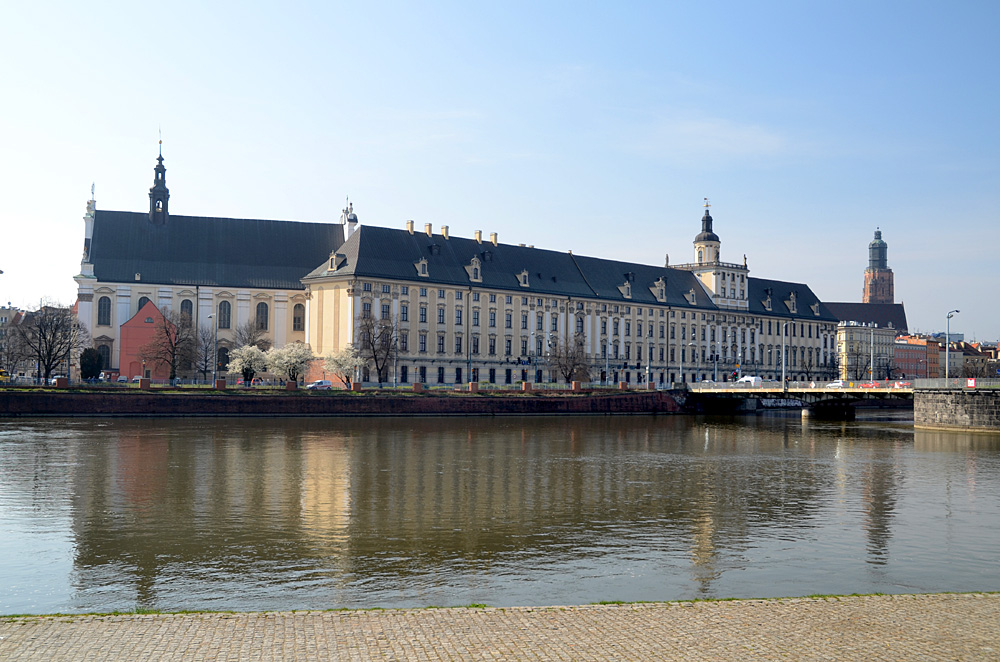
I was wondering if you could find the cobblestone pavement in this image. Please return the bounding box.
[1,593,998,661]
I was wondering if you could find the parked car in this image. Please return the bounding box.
[132,376,143,383]
[735,376,762,387]
[116,376,128,383]
[305,379,333,390]
[826,380,845,388]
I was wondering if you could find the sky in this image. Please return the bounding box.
[1,1,997,339]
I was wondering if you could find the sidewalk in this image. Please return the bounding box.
[2,593,997,661]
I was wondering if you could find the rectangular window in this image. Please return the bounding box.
[473,310,480,326]
[400,332,408,352]
[419,333,427,352]
[551,317,558,332]
[437,367,445,383]
[505,368,512,384]
[438,289,445,299]
[400,365,408,382]
[381,304,390,320]
[420,288,427,297]
[456,309,463,325]
[521,338,528,355]
[505,312,512,329]
[489,294,496,303]
[437,308,445,324]
[505,338,512,355]
[489,311,496,327]
[455,336,463,354]
[401,305,408,321]
[401,286,409,295]
[521,313,528,330]
[537,314,543,331]
[382,284,391,294]
[472,336,480,354]
[489,337,496,355]
[473,292,480,302]
[522,297,528,305]
[437,336,445,353]
[505,295,512,304]
[363,282,372,292]
[419,306,427,323]
[455,367,463,383]
[362,302,372,318]
[601,320,607,335]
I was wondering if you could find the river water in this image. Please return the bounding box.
[1,414,998,615]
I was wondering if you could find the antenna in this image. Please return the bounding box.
[91,182,95,200]
[703,197,711,208]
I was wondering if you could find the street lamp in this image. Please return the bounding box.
[945,309,959,380]
[208,313,218,383]
[781,322,789,389]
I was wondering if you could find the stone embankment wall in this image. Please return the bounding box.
[914,389,1000,431]
[0,390,685,418]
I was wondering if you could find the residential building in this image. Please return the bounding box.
[837,322,896,380]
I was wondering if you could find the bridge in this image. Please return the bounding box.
[685,379,914,419]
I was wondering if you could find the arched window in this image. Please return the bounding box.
[218,301,231,329]
[217,346,230,371]
[698,249,703,263]
[293,304,305,332]
[97,296,111,326]
[97,345,111,370]
[137,296,150,311]
[180,299,193,320]
[256,302,269,331]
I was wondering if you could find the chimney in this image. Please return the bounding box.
[490,232,498,246]
[425,223,433,237]
[475,230,482,244]
[406,220,414,234]
[441,225,449,239]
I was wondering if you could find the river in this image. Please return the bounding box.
[1,413,998,614]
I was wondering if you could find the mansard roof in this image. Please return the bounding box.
[306,225,831,319]
[89,210,345,290]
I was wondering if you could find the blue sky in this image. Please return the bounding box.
[2,1,997,339]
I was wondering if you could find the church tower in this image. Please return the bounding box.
[693,201,720,265]
[148,142,170,225]
[862,228,894,304]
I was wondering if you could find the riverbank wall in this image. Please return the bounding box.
[914,388,1000,431]
[0,389,687,417]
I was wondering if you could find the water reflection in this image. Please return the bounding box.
[1,415,999,614]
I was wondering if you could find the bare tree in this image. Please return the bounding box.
[15,302,86,382]
[0,321,28,376]
[194,324,216,381]
[356,315,397,384]
[138,309,196,382]
[234,318,272,351]
[545,332,591,382]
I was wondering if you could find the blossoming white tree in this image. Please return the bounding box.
[324,345,366,387]
[228,345,267,385]
[266,342,314,385]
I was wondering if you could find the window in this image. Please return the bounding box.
[456,291,463,301]
[363,282,372,292]
[180,299,193,319]
[473,310,480,326]
[382,284,391,294]
[400,332,408,352]
[256,302,269,331]
[438,367,445,383]
[521,338,528,355]
[401,305,409,322]
[438,289,445,299]
[472,336,479,354]
[456,367,463,383]
[660,324,665,339]
[489,294,496,303]
[489,311,496,327]
[473,292,480,302]
[419,333,427,352]
[400,365,408,383]
[455,336,463,353]
[381,303,390,320]
[505,295,512,304]
[537,313,543,331]
[613,321,619,336]
[137,296,150,310]
[437,308,445,324]
[437,336,445,353]
[551,317,557,332]
[97,296,111,326]
[218,301,232,329]
[521,313,528,330]
[576,317,584,333]
[419,306,427,323]
[362,302,372,319]
[488,337,496,355]
[218,346,230,370]
[456,309,463,325]
[505,338,512,355]
[625,321,631,337]
[420,287,427,297]
[401,286,409,295]
[505,312,512,329]
[601,319,607,335]
[293,303,305,331]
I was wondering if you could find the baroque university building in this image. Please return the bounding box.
[75,151,839,384]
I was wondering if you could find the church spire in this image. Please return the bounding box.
[149,140,170,225]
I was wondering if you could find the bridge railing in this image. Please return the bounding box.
[914,378,1000,390]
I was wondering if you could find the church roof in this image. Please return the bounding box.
[89,210,345,290]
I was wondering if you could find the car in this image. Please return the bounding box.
[860,381,879,388]
[826,380,845,388]
[735,376,762,387]
[305,379,333,390]
[893,381,912,388]
[132,376,143,383]
[116,376,128,383]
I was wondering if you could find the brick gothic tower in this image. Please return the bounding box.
[863,228,894,304]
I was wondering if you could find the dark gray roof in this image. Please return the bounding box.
[307,225,833,319]
[825,302,908,332]
[747,278,840,322]
[90,210,345,290]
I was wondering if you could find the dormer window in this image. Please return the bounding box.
[465,257,483,283]
[518,270,530,288]
[415,258,429,277]
[618,281,632,299]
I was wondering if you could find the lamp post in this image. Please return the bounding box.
[781,322,788,389]
[945,309,959,379]
[208,313,218,383]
